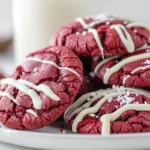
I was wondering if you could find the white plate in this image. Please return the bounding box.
[0,122,150,150]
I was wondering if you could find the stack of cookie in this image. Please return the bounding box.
[51,14,150,135]
[0,14,150,135]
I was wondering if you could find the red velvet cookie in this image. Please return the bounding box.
[94,45,150,87]
[77,72,108,98]
[64,86,150,135]
[50,14,150,59]
[0,46,83,130]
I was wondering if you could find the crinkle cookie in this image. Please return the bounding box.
[94,45,150,87]
[64,86,150,135]
[50,14,150,59]
[0,46,83,130]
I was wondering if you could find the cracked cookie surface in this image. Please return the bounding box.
[50,14,150,58]
[0,46,83,130]
[64,87,150,135]
[94,47,150,87]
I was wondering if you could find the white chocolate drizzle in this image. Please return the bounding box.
[26,109,38,117]
[103,53,150,84]
[94,55,120,74]
[122,75,130,85]
[75,17,92,29]
[131,65,150,74]
[25,57,82,81]
[136,44,150,51]
[76,14,150,60]
[0,78,60,109]
[88,28,104,59]
[127,23,150,31]
[100,104,150,135]
[110,24,134,53]
[64,87,150,134]
[72,92,131,133]
[0,91,20,105]
[1,78,42,109]
[75,14,111,29]
[18,79,60,101]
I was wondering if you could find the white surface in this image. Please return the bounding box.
[0,142,34,150]
[0,122,150,150]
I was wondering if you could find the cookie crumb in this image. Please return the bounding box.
[76,32,80,35]
[124,21,128,25]
[144,101,148,104]
[89,72,95,78]
[59,129,66,134]
[112,85,116,89]
[106,21,110,25]
[82,31,87,36]
[134,29,137,33]
[96,115,99,119]
[143,59,150,65]
[33,68,38,73]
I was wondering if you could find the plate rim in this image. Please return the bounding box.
[1,127,150,139]
[1,127,150,150]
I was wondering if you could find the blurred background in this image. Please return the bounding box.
[0,0,149,76]
[1,0,150,28]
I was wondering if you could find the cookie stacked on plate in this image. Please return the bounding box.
[0,13,150,135]
[51,13,150,135]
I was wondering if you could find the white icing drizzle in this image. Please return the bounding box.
[18,79,60,101]
[0,91,20,105]
[25,57,82,80]
[26,109,38,117]
[100,104,150,135]
[64,89,112,121]
[136,44,150,51]
[127,23,150,31]
[122,75,130,85]
[103,53,150,84]
[88,28,104,59]
[75,17,92,29]
[64,89,107,121]
[72,91,131,133]
[94,55,120,74]
[131,65,150,74]
[0,78,61,109]
[110,24,134,53]
[66,88,129,121]
[65,87,150,133]
[76,15,145,60]
[75,14,110,29]
[0,78,42,109]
